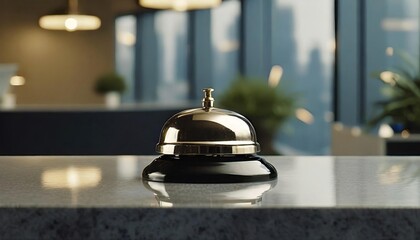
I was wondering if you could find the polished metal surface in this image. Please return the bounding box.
[202,88,214,110]
[156,88,260,155]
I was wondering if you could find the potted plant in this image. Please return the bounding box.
[219,76,295,154]
[369,52,420,133]
[94,72,126,108]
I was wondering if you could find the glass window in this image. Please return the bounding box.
[271,0,335,154]
[211,0,241,94]
[365,0,419,120]
[115,0,335,155]
[336,0,419,126]
[115,15,136,102]
[154,11,189,103]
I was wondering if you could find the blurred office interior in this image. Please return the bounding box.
[0,0,418,155]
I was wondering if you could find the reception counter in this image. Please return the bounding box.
[0,106,184,155]
[0,156,419,239]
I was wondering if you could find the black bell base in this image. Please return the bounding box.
[142,154,277,183]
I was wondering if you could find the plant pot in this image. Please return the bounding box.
[105,92,120,108]
[252,124,279,155]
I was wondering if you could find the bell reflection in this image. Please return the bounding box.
[143,180,277,207]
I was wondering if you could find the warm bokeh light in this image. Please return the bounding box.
[39,15,101,31]
[117,32,136,46]
[64,17,78,31]
[10,75,25,86]
[295,108,314,125]
[268,65,283,88]
[379,71,397,86]
[217,40,240,53]
[378,124,394,138]
[173,0,188,11]
[139,0,221,11]
[381,18,418,31]
[379,164,403,185]
[42,167,102,189]
[330,39,336,52]
[386,47,394,56]
[401,130,410,138]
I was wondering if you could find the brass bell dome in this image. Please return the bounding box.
[156,88,260,155]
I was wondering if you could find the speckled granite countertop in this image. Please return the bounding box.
[0,156,419,239]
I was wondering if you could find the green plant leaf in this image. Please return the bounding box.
[219,76,296,133]
[95,72,126,94]
[396,50,419,75]
[369,51,420,129]
[393,73,420,97]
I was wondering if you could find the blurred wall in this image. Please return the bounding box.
[0,0,138,105]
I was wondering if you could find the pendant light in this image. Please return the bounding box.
[39,0,101,31]
[139,0,221,11]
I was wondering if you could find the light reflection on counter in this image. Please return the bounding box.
[41,166,102,205]
[42,167,102,189]
[117,156,139,179]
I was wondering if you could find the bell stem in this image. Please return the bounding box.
[202,88,214,110]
